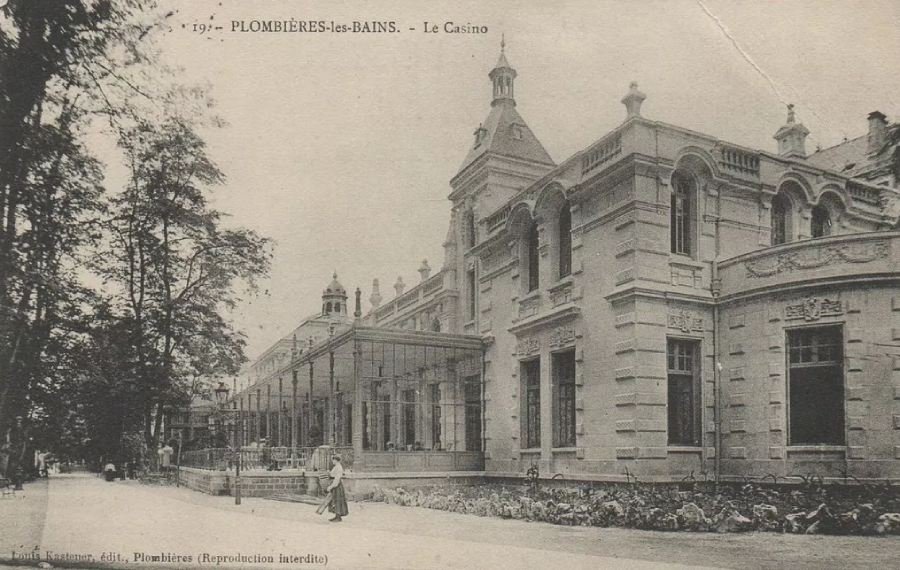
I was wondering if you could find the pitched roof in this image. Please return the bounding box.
[806,123,899,179]
[458,102,555,172]
[806,135,869,174]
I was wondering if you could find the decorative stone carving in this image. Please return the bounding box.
[744,240,890,278]
[549,326,576,348]
[480,246,510,274]
[516,337,540,357]
[668,309,704,333]
[549,282,574,307]
[518,296,541,319]
[784,297,843,321]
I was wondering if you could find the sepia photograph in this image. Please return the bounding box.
[2,1,900,568]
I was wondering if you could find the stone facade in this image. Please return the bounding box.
[365,45,900,483]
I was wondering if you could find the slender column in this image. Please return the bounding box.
[278,377,284,447]
[239,396,245,447]
[291,370,298,458]
[266,384,272,443]
[256,388,262,444]
[329,350,336,445]
[308,360,314,446]
[352,340,364,462]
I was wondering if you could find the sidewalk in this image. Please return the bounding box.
[0,477,49,557]
[35,475,705,569]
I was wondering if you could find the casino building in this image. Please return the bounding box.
[231,43,900,485]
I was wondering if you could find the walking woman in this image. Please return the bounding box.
[325,454,349,522]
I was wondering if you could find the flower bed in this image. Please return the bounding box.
[368,481,900,535]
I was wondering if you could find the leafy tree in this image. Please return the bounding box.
[92,114,271,450]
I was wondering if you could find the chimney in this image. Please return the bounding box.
[868,111,888,155]
[418,259,432,282]
[354,287,362,319]
[621,82,646,119]
[394,276,405,296]
[369,278,382,308]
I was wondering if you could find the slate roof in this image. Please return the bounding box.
[458,102,555,172]
[806,123,899,180]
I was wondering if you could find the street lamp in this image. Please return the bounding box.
[214,381,241,506]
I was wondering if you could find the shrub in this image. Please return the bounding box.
[367,481,900,535]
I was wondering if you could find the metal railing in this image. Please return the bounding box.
[179,447,316,471]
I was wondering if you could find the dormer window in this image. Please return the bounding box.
[511,124,524,140]
[474,125,487,147]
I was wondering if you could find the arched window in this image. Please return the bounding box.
[526,221,540,292]
[771,193,791,245]
[431,317,441,332]
[811,205,832,238]
[558,203,572,278]
[670,173,694,256]
[325,302,332,314]
[334,302,341,313]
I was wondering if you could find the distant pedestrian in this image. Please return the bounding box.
[323,454,348,522]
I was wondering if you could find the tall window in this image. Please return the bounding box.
[464,376,482,452]
[558,203,572,278]
[771,193,791,245]
[466,269,476,321]
[811,205,832,238]
[402,389,416,448]
[465,210,476,248]
[526,221,540,292]
[430,384,442,450]
[670,173,693,256]
[552,351,576,447]
[667,339,700,445]
[787,327,844,445]
[522,359,541,449]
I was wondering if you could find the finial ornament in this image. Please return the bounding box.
[787,103,795,124]
[621,81,647,118]
[501,33,505,54]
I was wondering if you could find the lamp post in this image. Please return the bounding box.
[214,382,241,506]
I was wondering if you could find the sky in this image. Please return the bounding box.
[126,0,900,363]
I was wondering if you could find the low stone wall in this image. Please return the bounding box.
[178,467,307,497]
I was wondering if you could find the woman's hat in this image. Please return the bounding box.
[332,454,342,462]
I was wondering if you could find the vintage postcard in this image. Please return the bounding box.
[2,1,900,568]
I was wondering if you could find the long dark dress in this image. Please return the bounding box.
[328,464,349,516]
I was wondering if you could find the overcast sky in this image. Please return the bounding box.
[137,0,900,362]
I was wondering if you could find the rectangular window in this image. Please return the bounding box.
[521,359,541,449]
[667,338,700,445]
[466,269,476,321]
[430,384,442,450]
[464,376,482,452]
[402,389,416,449]
[670,175,692,256]
[527,224,540,292]
[787,326,844,445]
[552,350,576,448]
